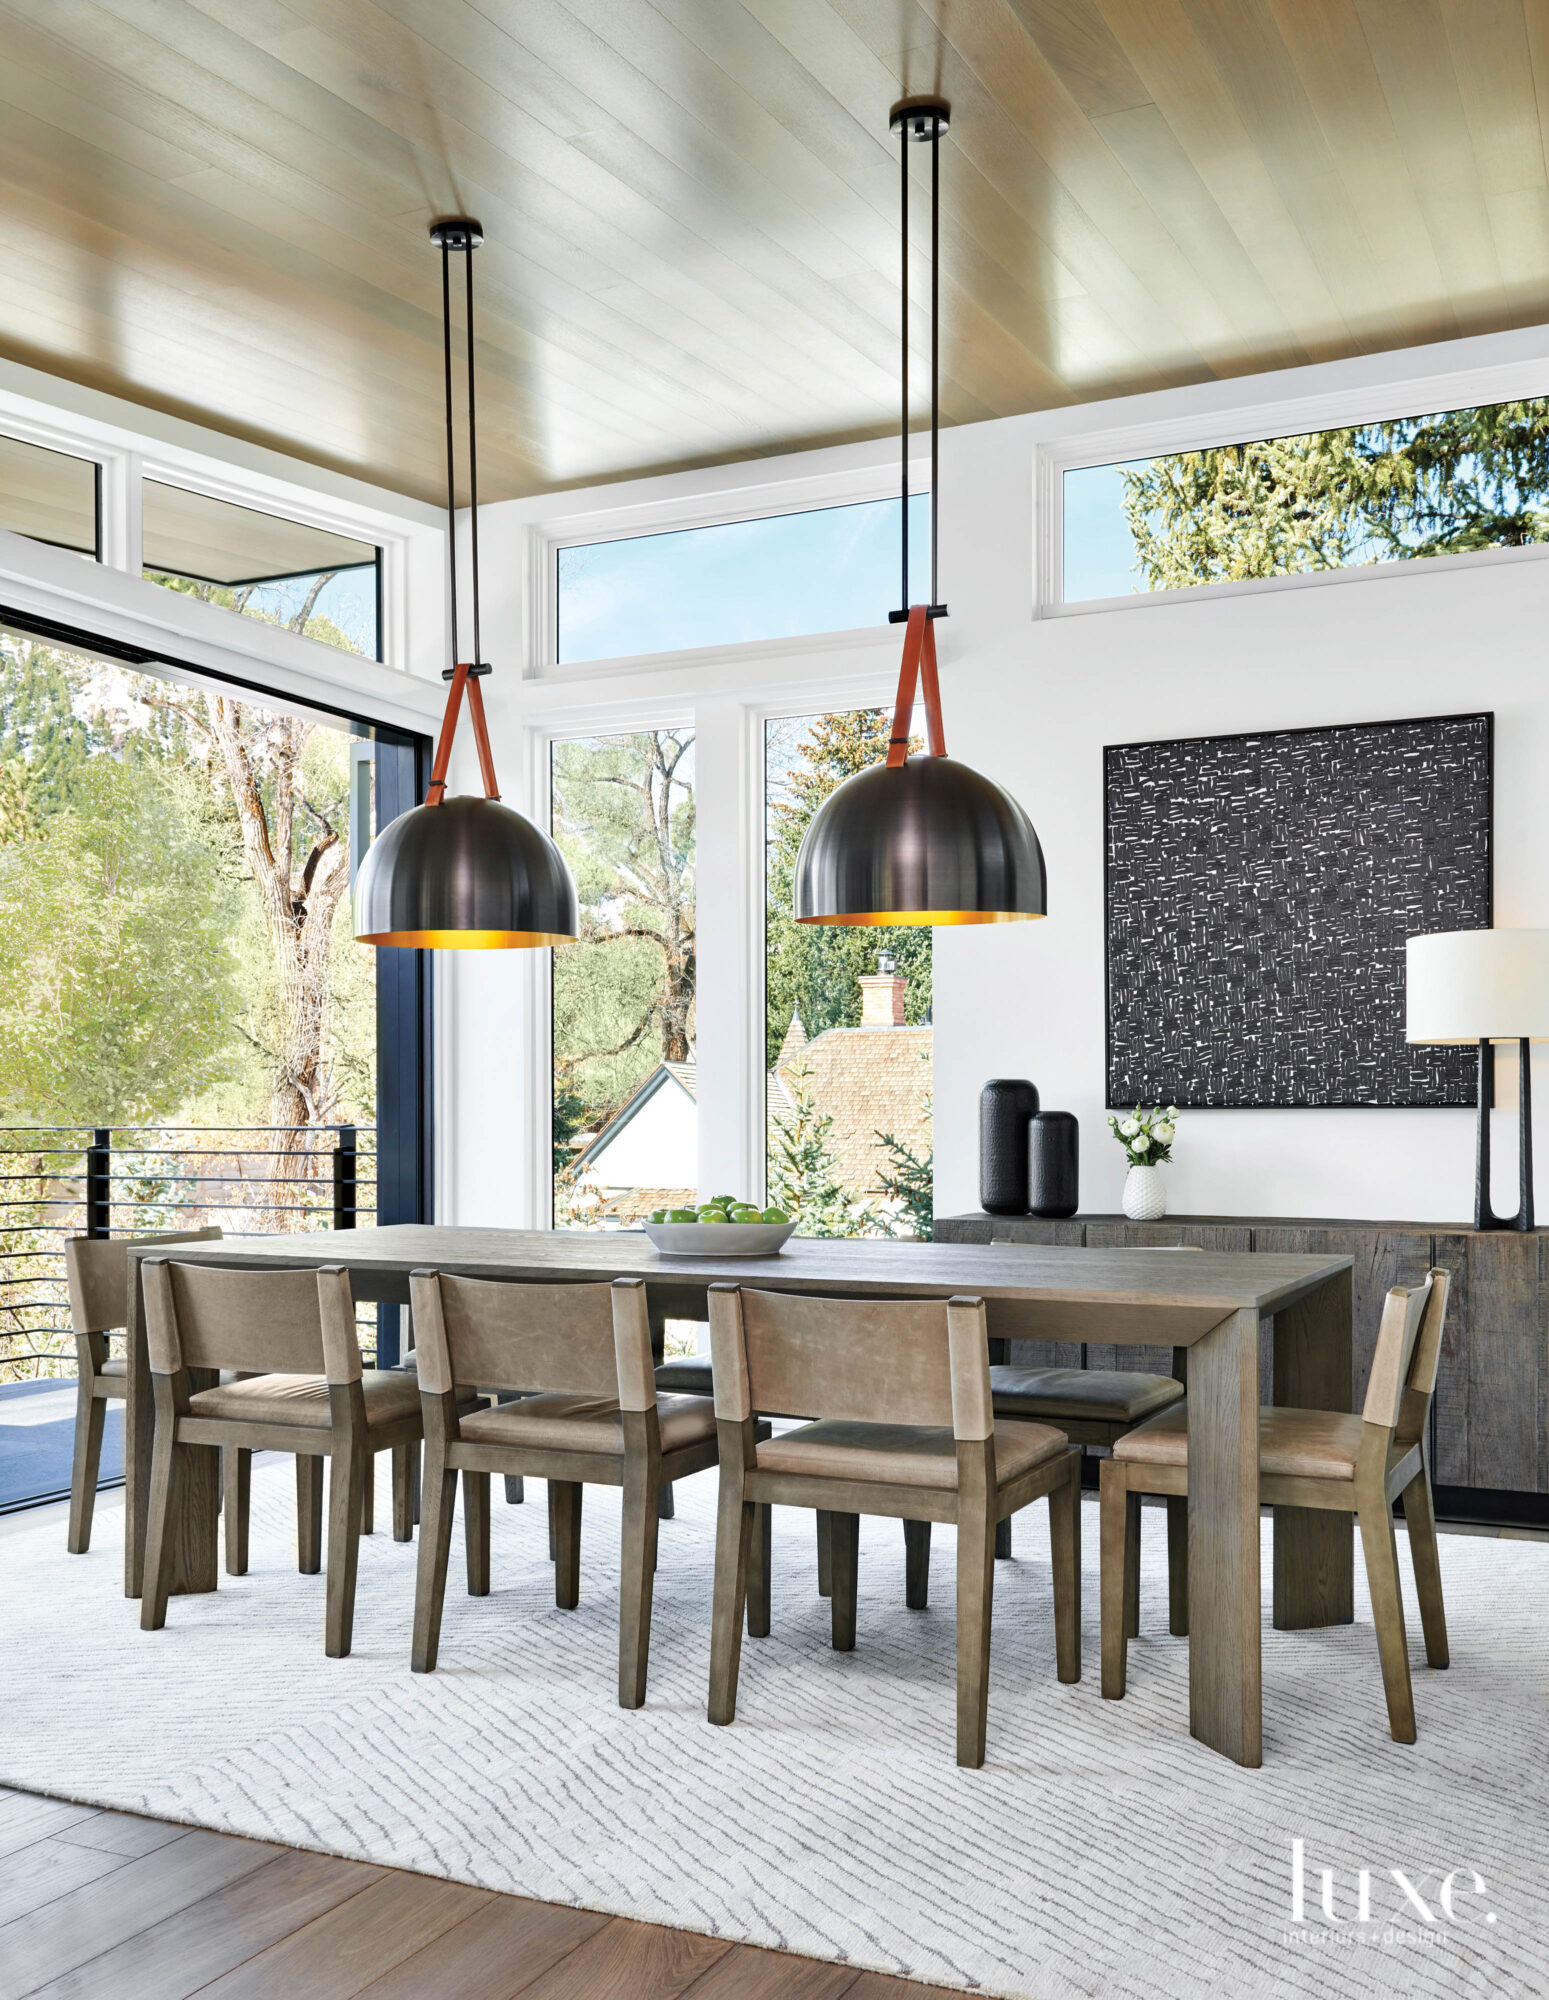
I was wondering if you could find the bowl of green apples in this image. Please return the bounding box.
[641,1197,797,1257]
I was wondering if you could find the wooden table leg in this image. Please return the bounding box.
[123,1257,217,1600]
[1271,1271,1355,1630]
[1186,1306,1262,1768]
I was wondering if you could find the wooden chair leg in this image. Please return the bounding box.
[1100,1460,1131,1699]
[391,1442,416,1542]
[1358,1487,1417,1742]
[547,1479,558,1560]
[657,1481,675,1521]
[745,1502,771,1638]
[67,1384,105,1555]
[815,1508,833,1598]
[1166,1494,1189,1637]
[224,1446,250,1576]
[360,1453,375,1536]
[552,1481,582,1609]
[463,1469,491,1596]
[994,1516,1012,1560]
[1049,1454,1082,1684]
[829,1512,860,1651]
[1123,1489,1142,1638]
[140,1426,183,1632]
[504,1474,524,1505]
[411,1459,459,1673]
[904,1519,931,1610]
[325,1439,366,1658]
[955,1494,995,1769]
[707,1467,752,1726]
[618,1459,659,1708]
[1402,1471,1449,1670]
[297,1454,323,1575]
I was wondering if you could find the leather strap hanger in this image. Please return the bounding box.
[424,661,500,803]
[886,603,947,767]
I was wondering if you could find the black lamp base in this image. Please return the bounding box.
[1475,1037,1535,1231]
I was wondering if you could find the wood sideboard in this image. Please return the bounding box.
[934,1211,1549,1526]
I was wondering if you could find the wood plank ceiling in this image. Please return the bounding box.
[0,0,1546,504]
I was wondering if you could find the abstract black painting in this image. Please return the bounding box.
[1105,713,1493,1109]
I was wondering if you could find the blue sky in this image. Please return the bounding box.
[558,493,931,664]
[1062,461,1147,602]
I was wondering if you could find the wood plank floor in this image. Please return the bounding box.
[0,1789,958,2000]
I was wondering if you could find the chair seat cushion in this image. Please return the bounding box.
[756,1418,1066,1491]
[654,1356,713,1397]
[458,1391,716,1457]
[99,1357,128,1381]
[990,1364,1182,1425]
[1113,1403,1367,1479]
[187,1370,423,1432]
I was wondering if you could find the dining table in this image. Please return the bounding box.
[120,1226,1352,1768]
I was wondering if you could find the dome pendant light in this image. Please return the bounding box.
[794,102,1046,928]
[354,219,578,949]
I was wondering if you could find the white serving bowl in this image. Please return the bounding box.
[642,1219,798,1258]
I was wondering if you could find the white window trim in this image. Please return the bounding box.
[522,455,931,679]
[1036,348,1549,619]
[0,358,444,677]
[517,660,898,1227]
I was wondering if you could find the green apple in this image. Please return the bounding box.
[666,1208,696,1222]
[761,1207,789,1224]
[699,1208,728,1223]
[649,1209,667,1224]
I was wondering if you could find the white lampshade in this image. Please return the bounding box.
[1406,929,1549,1044]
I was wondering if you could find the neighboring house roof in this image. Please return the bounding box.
[572,1061,697,1177]
[774,1026,932,1195]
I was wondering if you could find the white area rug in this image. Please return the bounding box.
[3,1457,1547,2000]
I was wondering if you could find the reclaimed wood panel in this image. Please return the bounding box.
[1463,1232,1548,1492]
[1431,1229,1472,1488]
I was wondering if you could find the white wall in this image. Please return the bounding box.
[936,409,1548,1222]
[451,322,1549,1230]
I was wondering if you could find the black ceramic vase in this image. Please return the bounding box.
[1028,1111,1080,1218]
[979,1079,1041,1215]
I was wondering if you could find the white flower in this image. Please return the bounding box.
[1154,1121,1175,1143]
[1119,1117,1140,1138]
[1132,1132,1151,1154]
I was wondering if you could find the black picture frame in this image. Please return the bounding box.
[1104,711,1493,1110]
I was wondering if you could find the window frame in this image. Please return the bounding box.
[1038,355,1549,619]
[523,457,932,680]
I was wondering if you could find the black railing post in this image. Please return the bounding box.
[86,1128,110,1238]
[332,1125,358,1230]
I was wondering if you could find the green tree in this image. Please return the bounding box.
[876,1068,933,1239]
[768,1061,874,1237]
[551,730,695,1138]
[1122,400,1549,589]
[0,755,240,1124]
[765,710,931,1068]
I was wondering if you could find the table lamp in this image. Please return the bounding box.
[1406,929,1549,1231]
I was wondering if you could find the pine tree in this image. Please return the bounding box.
[767,1060,872,1238]
[1122,399,1549,590]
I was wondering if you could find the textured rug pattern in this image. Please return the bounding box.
[3,1460,1547,2000]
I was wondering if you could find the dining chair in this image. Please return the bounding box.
[705,1283,1082,1768]
[63,1227,222,1555]
[139,1258,423,1655]
[408,1270,721,1707]
[987,1238,1194,1636]
[1100,1268,1451,1743]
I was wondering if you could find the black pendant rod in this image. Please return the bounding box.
[439,237,460,669]
[930,114,940,613]
[889,101,949,625]
[464,243,482,668]
[899,122,909,618]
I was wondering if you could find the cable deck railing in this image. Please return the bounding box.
[0,1124,377,1380]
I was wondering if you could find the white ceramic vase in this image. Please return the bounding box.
[1123,1163,1167,1221]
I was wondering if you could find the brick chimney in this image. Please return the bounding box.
[858,952,907,1028]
